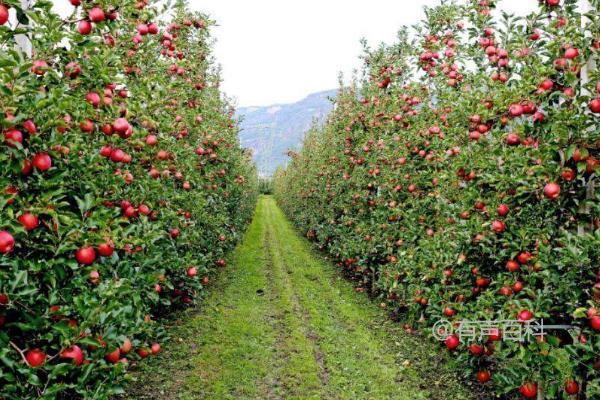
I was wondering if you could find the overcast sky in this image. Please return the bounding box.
[52,0,538,107]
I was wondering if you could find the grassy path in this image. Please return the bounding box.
[123,196,471,400]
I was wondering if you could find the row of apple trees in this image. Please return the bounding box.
[274,0,598,398]
[0,0,257,398]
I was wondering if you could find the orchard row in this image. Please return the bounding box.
[275,0,599,398]
[0,0,256,398]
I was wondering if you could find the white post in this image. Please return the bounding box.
[579,0,595,236]
[14,0,33,57]
[580,0,594,89]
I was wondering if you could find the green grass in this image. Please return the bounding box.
[122,196,472,400]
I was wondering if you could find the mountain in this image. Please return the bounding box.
[236,89,337,177]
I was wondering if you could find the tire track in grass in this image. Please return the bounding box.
[121,196,472,400]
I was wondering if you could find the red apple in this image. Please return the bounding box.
[137,348,150,359]
[88,7,105,22]
[506,133,520,146]
[469,343,484,355]
[61,345,84,366]
[497,204,509,216]
[187,266,197,277]
[105,348,120,364]
[477,370,490,383]
[113,118,130,133]
[78,20,92,35]
[151,343,161,354]
[86,92,101,107]
[543,182,560,200]
[590,98,600,114]
[23,120,36,134]
[18,213,39,231]
[564,380,579,395]
[0,231,14,254]
[491,220,505,233]
[4,129,23,146]
[98,242,114,257]
[120,338,132,354]
[564,47,579,59]
[506,260,520,272]
[26,349,46,367]
[518,309,533,322]
[445,334,460,350]
[519,382,537,398]
[590,316,600,331]
[32,153,52,171]
[0,5,8,25]
[75,246,96,265]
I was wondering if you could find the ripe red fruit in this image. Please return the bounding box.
[120,338,132,354]
[113,118,130,133]
[509,104,523,117]
[137,348,150,359]
[86,92,100,107]
[89,270,100,284]
[75,246,96,265]
[99,146,112,157]
[445,334,460,350]
[78,20,92,35]
[469,343,484,355]
[519,382,537,398]
[476,370,490,383]
[169,228,180,238]
[506,260,520,272]
[26,349,46,367]
[513,281,524,292]
[23,120,36,134]
[0,5,8,26]
[0,231,14,254]
[138,204,150,215]
[546,0,560,5]
[497,204,509,216]
[590,99,600,114]
[31,60,48,75]
[517,252,532,264]
[137,23,149,35]
[443,307,455,317]
[98,242,114,257]
[564,380,579,395]
[561,168,575,181]
[564,47,579,59]
[4,129,23,146]
[61,345,84,366]
[543,182,561,200]
[187,266,197,277]
[145,135,158,146]
[506,133,520,146]
[590,316,600,331]
[151,343,161,354]
[110,149,125,163]
[517,309,533,322]
[18,213,39,231]
[148,23,159,34]
[32,153,52,171]
[70,0,81,5]
[88,7,105,23]
[491,220,505,234]
[105,348,120,364]
[0,293,8,305]
[65,61,81,78]
[539,79,553,91]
